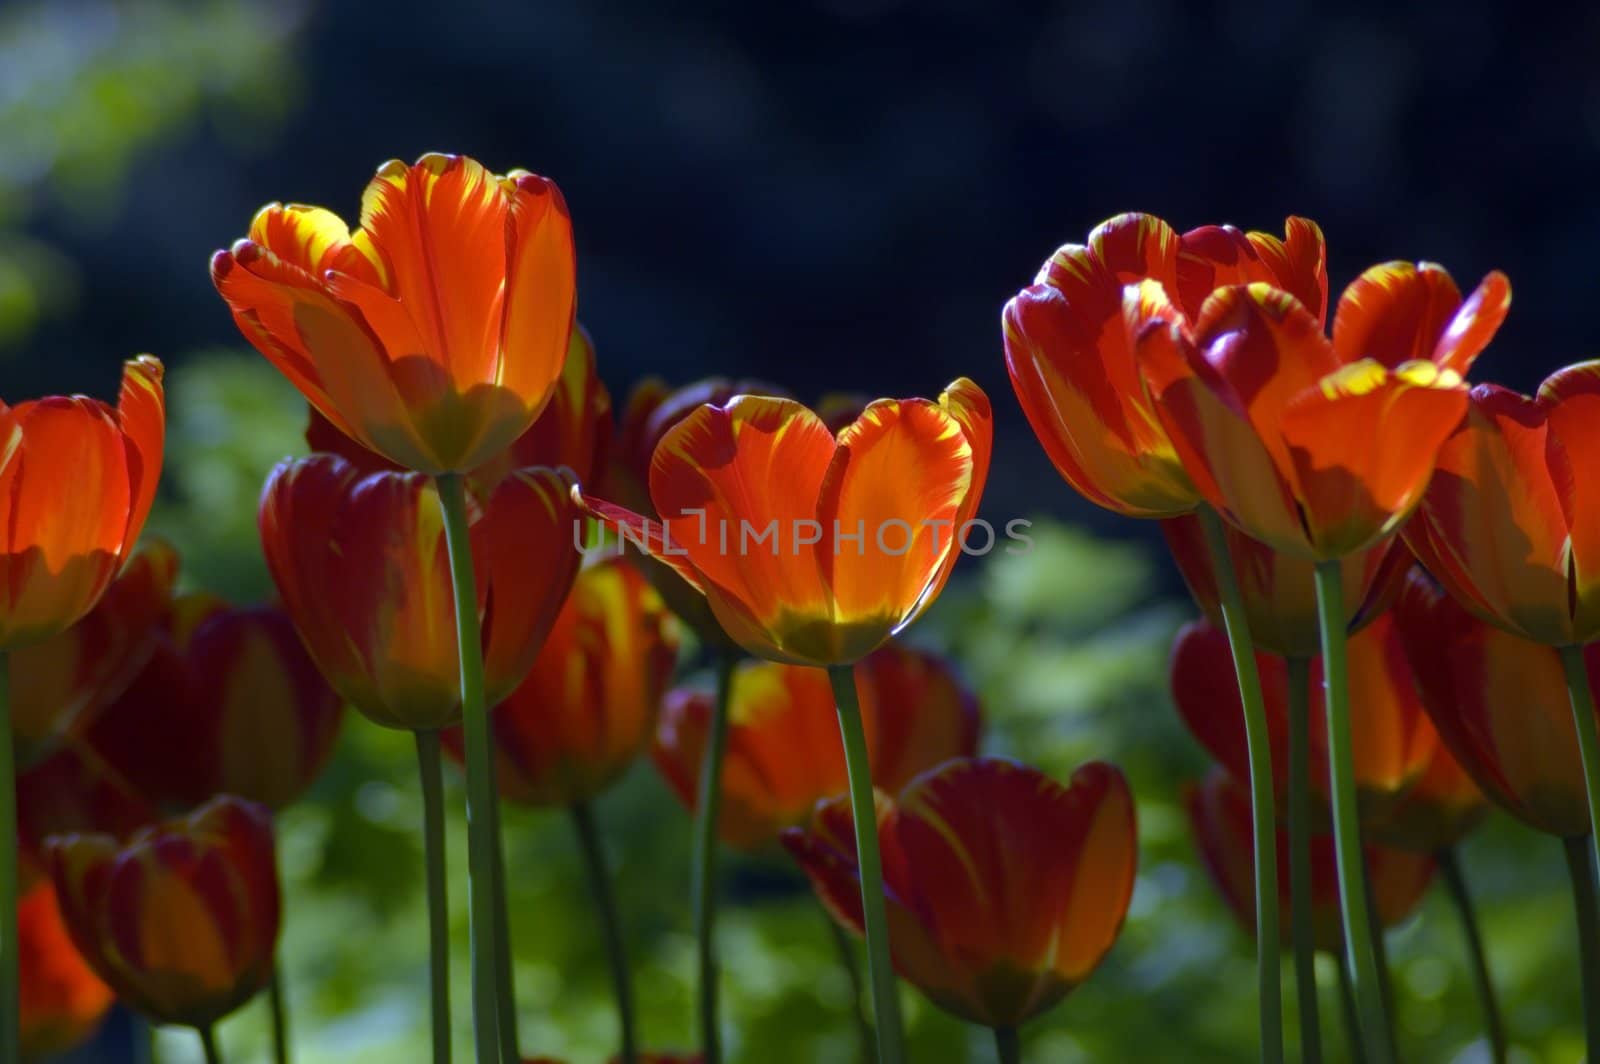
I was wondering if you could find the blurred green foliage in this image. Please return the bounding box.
[112,355,1590,1063]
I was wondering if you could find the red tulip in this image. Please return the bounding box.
[213,153,576,475]
[441,559,679,807]
[259,453,581,730]
[1185,769,1436,952]
[784,757,1136,1028]
[18,744,158,892]
[654,642,981,850]
[19,881,113,1060]
[0,356,164,649]
[45,795,281,1028]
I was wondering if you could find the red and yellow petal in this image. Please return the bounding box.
[1432,271,1511,375]
[1540,361,1600,641]
[497,171,577,422]
[1331,262,1464,369]
[1176,218,1328,325]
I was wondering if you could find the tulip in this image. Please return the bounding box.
[654,642,981,850]
[18,744,158,890]
[212,152,576,476]
[785,757,1136,1056]
[45,795,279,1059]
[19,881,112,1061]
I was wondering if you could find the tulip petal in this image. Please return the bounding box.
[1176,217,1328,325]
[498,172,577,423]
[1539,361,1600,640]
[1332,262,1463,369]
[116,356,165,555]
[1433,271,1510,375]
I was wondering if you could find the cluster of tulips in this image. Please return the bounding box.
[3,151,1596,1064]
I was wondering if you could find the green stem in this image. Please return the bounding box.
[1364,871,1399,1060]
[0,652,14,1062]
[693,652,738,1064]
[1285,655,1323,1064]
[993,1025,1021,1064]
[1564,835,1600,1063]
[436,473,501,1064]
[828,663,906,1064]
[487,751,518,1062]
[1336,962,1368,1064]
[1558,645,1600,879]
[1439,847,1506,1064]
[571,802,637,1064]
[199,1025,223,1064]
[268,965,291,1064]
[1198,506,1284,1064]
[1313,560,1392,1064]
[416,730,452,1064]
[822,899,874,1063]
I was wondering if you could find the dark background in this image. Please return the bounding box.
[13,0,1600,537]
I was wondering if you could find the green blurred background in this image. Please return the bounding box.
[6,1,1593,1061]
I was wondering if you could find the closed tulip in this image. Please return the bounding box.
[259,453,581,730]
[212,153,576,475]
[19,882,112,1061]
[784,757,1136,1031]
[45,795,280,1029]
[654,643,981,849]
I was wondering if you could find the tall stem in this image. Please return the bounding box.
[1336,962,1368,1064]
[1558,645,1600,878]
[1438,847,1506,1064]
[268,966,291,1064]
[436,473,500,1064]
[199,1025,224,1064]
[1198,506,1284,1064]
[1313,560,1391,1064]
[1564,835,1600,1063]
[571,802,637,1064]
[416,730,452,1064]
[993,1026,1021,1064]
[692,651,738,1064]
[487,752,518,1062]
[0,652,14,1062]
[1285,654,1322,1064]
[828,663,906,1064]
[822,899,874,1062]
[1364,871,1399,1060]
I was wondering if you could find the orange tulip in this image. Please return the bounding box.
[439,559,678,807]
[304,323,612,492]
[654,642,981,849]
[45,795,280,1028]
[1393,568,1596,838]
[212,153,576,475]
[1407,362,1600,646]
[1135,262,1505,557]
[259,453,581,730]
[1171,616,1486,852]
[580,380,991,666]
[1002,213,1326,518]
[19,881,113,1060]
[10,540,178,765]
[785,757,1135,1029]
[1161,513,1404,658]
[1185,769,1436,952]
[0,356,164,649]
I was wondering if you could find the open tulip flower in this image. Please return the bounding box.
[212,152,576,475]
[654,642,981,850]
[45,796,281,1034]
[9,540,178,766]
[19,881,112,1061]
[1184,769,1436,953]
[1171,616,1486,853]
[0,356,164,650]
[579,378,991,667]
[441,558,679,807]
[259,452,581,731]
[784,757,1136,1036]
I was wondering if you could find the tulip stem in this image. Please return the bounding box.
[199,1025,224,1064]
[993,1025,1021,1064]
[571,801,637,1064]
[1336,962,1368,1064]
[0,652,14,1062]
[269,966,291,1064]
[1557,645,1600,879]
[487,751,519,1062]
[416,730,452,1064]
[1564,835,1600,1062]
[1313,560,1392,1064]
[821,897,874,1063]
[693,651,738,1064]
[1285,654,1323,1064]
[1198,506,1284,1064]
[828,663,907,1064]
[1438,847,1506,1064]
[1363,871,1399,1060]
[436,472,503,1064]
